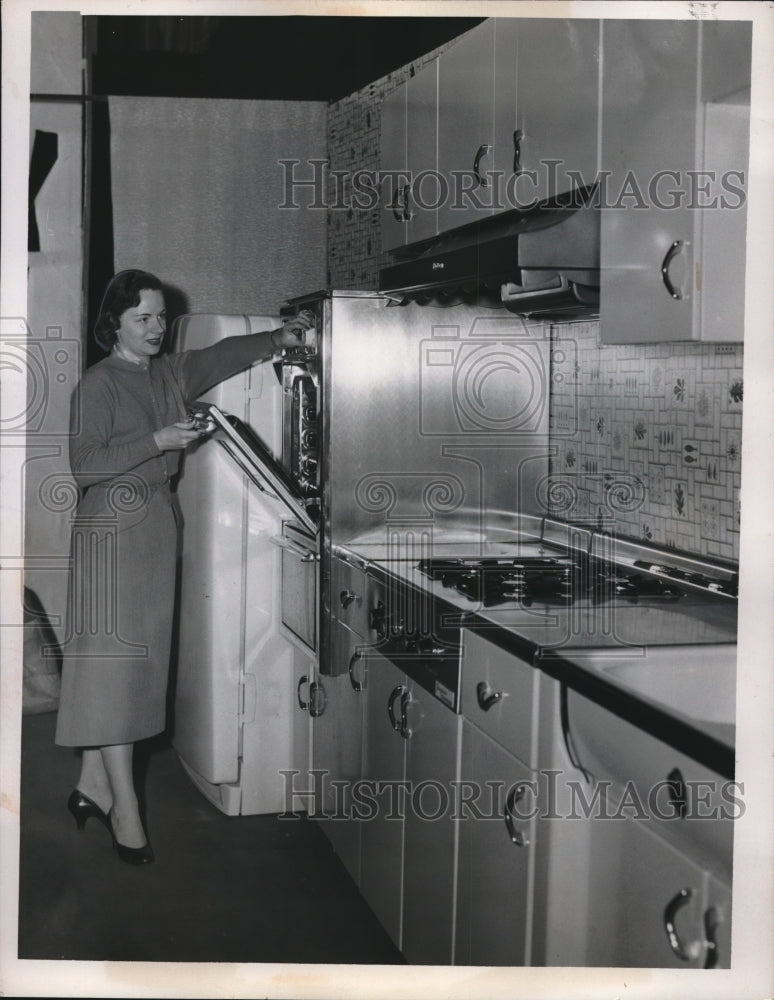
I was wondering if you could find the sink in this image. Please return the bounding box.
[569,644,737,727]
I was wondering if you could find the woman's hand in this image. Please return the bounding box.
[271,309,316,350]
[153,420,207,452]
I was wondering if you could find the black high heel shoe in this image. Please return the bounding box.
[67,789,111,832]
[108,810,155,866]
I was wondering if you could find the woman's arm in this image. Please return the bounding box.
[177,312,314,402]
[68,376,161,488]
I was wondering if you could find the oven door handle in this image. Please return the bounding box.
[270,535,319,562]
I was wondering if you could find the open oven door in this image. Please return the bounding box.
[197,402,318,537]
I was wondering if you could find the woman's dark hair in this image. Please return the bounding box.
[94,269,164,351]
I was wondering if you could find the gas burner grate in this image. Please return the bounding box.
[417,556,579,607]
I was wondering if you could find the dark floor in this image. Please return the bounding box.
[18,711,404,964]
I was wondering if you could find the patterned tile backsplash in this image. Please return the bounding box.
[326,40,744,564]
[549,322,743,561]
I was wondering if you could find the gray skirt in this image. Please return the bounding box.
[55,486,181,747]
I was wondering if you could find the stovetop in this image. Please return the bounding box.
[415,553,717,608]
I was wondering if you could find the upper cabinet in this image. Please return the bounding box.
[381,18,601,248]
[494,18,600,209]
[381,60,439,251]
[380,17,752,343]
[598,19,751,343]
[437,19,496,233]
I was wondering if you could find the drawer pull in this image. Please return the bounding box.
[476,681,503,712]
[473,143,492,187]
[504,784,529,847]
[297,674,310,712]
[348,648,365,692]
[309,680,326,718]
[400,689,413,740]
[661,239,684,300]
[387,684,407,733]
[703,906,719,969]
[340,589,362,610]
[664,887,700,961]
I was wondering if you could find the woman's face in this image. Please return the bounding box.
[114,288,167,363]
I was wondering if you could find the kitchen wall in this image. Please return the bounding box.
[549,321,742,561]
[110,96,328,319]
[25,12,85,641]
[326,31,744,563]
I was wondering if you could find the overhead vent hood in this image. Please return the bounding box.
[379,186,600,317]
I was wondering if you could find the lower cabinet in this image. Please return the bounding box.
[358,652,407,949]
[312,619,735,969]
[311,622,366,885]
[566,688,734,968]
[359,650,461,964]
[455,719,535,966]
[584,798,730,968]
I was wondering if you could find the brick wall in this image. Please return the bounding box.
[327,42,457,289]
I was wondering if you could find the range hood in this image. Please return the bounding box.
[379,187,600,317]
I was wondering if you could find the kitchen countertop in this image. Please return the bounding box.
[331,534,738,777]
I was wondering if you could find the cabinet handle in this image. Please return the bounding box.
[664,887,700,961]
[661,240,684,300]
[309,679,326,718]
[339,589,362,610]
[391,184,413,223]
[513,129,524,174]
[402,185,414,222]
[504,784,530,847]
[348,648,365,693]
[390,188,403,222]
[666,767,687,819]
[473,144,492,187]
[387,684,407,732]
[476,680,503,712]
[703,906,719,969]
[297,674,310,712]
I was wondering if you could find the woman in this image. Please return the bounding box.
[55,269,313,864]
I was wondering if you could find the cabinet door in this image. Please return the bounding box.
[405,61,439,244]
[501,18,600,207]
[585,806,708,968]
[437,20,496,233]
[381,84,408,252]
[401,680,461,965]
[287,643,314,813]
[599,19,750,343]
[312,624,366,884]
[600,19,700,343]
[455,721,534,966]
[359,651,407,950]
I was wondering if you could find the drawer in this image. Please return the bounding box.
[460,629,539,769]
[567,690,735,878]
[331,557,370,637]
